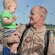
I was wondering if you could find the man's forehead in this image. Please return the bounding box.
[31,6,46,14]
[32,6,40,11]
[30,7,39,13]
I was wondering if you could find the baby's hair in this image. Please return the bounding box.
[3,0,16,9]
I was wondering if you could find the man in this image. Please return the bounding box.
[17,5,47,55]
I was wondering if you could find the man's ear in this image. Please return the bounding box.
[40,14,45,20]
[40,14,43,18]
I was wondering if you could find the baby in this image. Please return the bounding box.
[0,0,19,55]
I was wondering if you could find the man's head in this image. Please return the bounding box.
[29,6,47,25]
[3,0,17,13]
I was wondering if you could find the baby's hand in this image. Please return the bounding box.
[13,15,17,20]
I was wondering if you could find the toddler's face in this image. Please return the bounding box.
[9,2,17,13]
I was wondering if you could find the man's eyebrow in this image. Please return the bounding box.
[30,11,34,14]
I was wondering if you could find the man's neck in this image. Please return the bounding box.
[32,23,44,30]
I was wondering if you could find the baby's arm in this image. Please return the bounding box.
[2,16,17,24]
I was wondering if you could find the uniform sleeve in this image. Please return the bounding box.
[16,24,26,38]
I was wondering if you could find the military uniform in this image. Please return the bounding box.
[17,24,46,55]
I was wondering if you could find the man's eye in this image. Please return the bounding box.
[31,12,34,15]
[31,13,34,15]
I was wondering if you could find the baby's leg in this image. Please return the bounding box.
[4,31,20,54]
[10,43,18,54]
[9,31,20,54]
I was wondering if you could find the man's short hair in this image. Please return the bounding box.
[31,6,47,20]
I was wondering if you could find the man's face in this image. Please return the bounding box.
[29,7,41,25]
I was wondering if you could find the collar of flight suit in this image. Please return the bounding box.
[30,25,46,34]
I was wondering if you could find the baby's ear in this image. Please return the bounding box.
[8,5,11,10]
